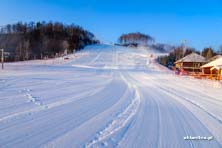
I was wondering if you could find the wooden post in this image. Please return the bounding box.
[1,49,4,69]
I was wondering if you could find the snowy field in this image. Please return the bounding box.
[0,45,222,148]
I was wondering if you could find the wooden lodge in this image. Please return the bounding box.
[201,57,222,80]
[174,53,206,73]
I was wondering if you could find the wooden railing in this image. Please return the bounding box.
[189,73,222,80]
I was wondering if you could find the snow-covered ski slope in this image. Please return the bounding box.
[0,44,222,148]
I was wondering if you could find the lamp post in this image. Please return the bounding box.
[1,49,4,69]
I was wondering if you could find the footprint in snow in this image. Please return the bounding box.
[20,88,48,109]
[26,93,43,106]
[18,88,31,93]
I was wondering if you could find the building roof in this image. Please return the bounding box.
[201,57,222,68]
[175,53,206,64]
[207,55,222,62]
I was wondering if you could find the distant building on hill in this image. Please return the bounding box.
[174,53,206,73]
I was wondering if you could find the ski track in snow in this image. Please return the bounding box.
[0,44,222,148]
[85,74,141,148]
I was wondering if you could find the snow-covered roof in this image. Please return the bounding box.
[201,57,222,68]
[175,53,206,64]
[208,55,222,62]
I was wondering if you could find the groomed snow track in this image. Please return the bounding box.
[0,45,222,148]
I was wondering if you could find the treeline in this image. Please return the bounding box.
[118,32,154,46]
[0,21,99,61]
[158,46,221,68]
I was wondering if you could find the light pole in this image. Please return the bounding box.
[1,49,4,69]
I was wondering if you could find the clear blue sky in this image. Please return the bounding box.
[1,0,222,51]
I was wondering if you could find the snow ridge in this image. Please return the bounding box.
[85,74,141,147]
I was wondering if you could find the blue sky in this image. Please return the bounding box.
[1,0,222,51]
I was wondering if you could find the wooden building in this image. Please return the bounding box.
[174,53,206,73]
[201,57,222,80]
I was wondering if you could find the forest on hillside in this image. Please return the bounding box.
[0,22,99,61]
[118,32,154,46]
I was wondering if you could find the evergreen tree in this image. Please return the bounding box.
[202,47,215,60]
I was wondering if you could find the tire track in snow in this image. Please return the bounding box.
[158,86,222,125]
[139,72,222,125]
[156,86,222,145]
[133,71,222,146]
[85,74,141,148]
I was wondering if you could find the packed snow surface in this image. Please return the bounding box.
[0,45,222,148]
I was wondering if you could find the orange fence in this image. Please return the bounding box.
[189,73,221,80]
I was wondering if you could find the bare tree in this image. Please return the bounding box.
[118,32,154,46]
[0,21,99,61]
